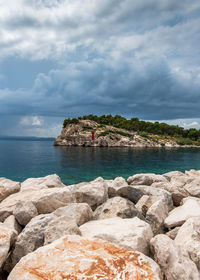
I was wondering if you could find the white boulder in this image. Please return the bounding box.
[0,178,20,203]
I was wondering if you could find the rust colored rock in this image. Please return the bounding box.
[8,235,162,280]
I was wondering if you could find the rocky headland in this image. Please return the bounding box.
[1,169,200,279]
[54,119,179,147]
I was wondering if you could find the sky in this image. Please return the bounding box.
[0,0,200,137]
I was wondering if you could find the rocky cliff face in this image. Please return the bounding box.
[54,120,174,147]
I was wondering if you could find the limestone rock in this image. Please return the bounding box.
[185,169,200,177]
[94,196,139,219]
[3,215,22,235]
[0,223,16,268]
[166,227,180,240]
[20,174,65,191]
[9,213,55,269]
[44,216,81,245]
[0,187,74,222]
[150,234,200,280]
[69,177,108,210]
[183,179,200,197]
[13,201,38,226]
[106,177,128,197]
[8,235,162,280]
[162,171,184,181]
[175,217,200,270]
[146,198,169,235]
[127,173,168,186]
[80,217,153,255]
[164,197,200,228]
[53,203,93,226]
[0,178,20,203]
[118,185,173,211]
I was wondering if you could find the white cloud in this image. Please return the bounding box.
[20,116,42,126]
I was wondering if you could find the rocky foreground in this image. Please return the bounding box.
[1,170,200,279]
[54,119,181,147]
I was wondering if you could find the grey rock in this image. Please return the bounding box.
[13,201,38,226]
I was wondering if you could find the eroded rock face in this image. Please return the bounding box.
[0,187,74,222]
[150,234,200,280]
[94,196,139,220]
[8,235,162,280]
[20,174,65,191]
[127,173,168,186]
[175,217,200,270]
[69,177,108,210]
[0,223,16,269]
[0,178,20,203]
[13,201,38,226]
[164,197,200,228]
[44,216,81,245]
[80,217,153,255]
[53,203,93,226]
[3,215,22,235]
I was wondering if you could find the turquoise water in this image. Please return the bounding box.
[1,139,200,185]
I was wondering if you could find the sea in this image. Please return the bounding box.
[1,138,200,185]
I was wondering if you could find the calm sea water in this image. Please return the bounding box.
[1,139,200,185]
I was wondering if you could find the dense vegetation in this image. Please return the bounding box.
[63,115,200,145]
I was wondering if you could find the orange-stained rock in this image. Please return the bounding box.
[8,235,162,280]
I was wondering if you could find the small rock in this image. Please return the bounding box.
[8,235,163,280]
[53,203,93,226]
[106,177,128,197]
[146,198,169,235]
[175,217,200,270]
[44,216,81,245]
[3,215,22,235]
[0,178,20,203]
[164,197,200,228]
[80,217,153,255]
[20,174,65,191]
[13,200,38,226]
[9,213,55,269]
[127,173,168,186]
[69,177,108,210]
[150,234,200,280]
[94,196,139,219]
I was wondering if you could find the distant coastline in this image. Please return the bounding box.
[0,136,55,141]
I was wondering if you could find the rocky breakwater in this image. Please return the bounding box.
[0,170,200,279]
[54,119,171,147]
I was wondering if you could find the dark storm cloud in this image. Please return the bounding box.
[0,0,200,136]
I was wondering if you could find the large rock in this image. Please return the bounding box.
[69,177,108,210]
[80,217,153,255]
[175,217,200,270]
[13,200,38,226]
[0,223,16,268]
[150,234,200,280]
[44,216,81,245]
[146,198,169,235]
[164,197,200,228]
[8,213,55,269]
[0,178,20,203]
[106,177,128,197]
[0,187,74,222]
[127,173,168,186]
[53,203,93,226]
[8,235,162,280]
[162,171,184,181]
[94,196,139,219]
[20,174,65,191]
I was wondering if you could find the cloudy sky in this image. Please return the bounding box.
[0,0,200,136]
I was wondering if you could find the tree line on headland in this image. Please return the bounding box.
[63,114,200,145]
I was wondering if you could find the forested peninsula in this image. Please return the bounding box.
[54,115,200,147]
